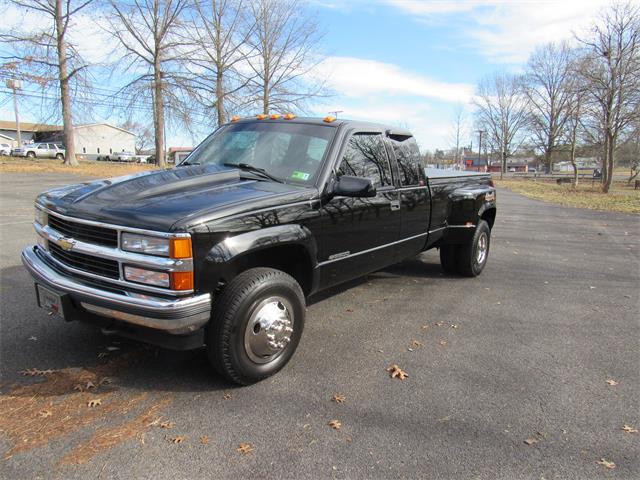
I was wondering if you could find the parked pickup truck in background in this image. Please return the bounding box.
[13,142,66,160]
[22,116,496,385]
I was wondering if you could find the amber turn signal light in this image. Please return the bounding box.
[170,237,193,259]
[230,115,240,122]
[270,114,281,119]
[256,114,267,120]
[170,271,194,291]
[283,113,296,120]
[323,116,336,123]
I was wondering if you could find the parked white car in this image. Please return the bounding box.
[0,143,11,156]
[12,143,66,159]
[107,151,137,162]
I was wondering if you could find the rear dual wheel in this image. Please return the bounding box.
[439,220,491,277]
[206,267,305,385]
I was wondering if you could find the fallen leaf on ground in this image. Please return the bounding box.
[606,379,619,386]
[106,346,120,351]
[345,308,353,312]
[331,394,346,404]
[28,336,37,341]
[73,384,85,392]
[450,324,458,329]
[237,443,253,454]
[435,321,444,327]
[223,393,232,400]
[421,325,429,330]
[410,340,423,348]
[597,458,615,469]
[200,435,209,445]
[328,420,342,430]
[39,410,52,418]
[438,340,448,346]
[622,425,638,433]
[160,421,175,429]
[87,399,102,408]
[524,437,538,445]
[20,368,54,377]
[85,381,96,390]
[97,352,109,359]
[99,377,113,386]
[169,435,186,444]
[387,364,408,380]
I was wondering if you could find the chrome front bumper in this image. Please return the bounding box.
[21,246,211,335]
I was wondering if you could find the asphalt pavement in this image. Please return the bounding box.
[0,172,638,479]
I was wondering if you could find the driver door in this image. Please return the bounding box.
[318,131,400,289]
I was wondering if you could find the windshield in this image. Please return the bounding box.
[183,122,335,184]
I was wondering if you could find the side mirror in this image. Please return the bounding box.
[333,175,376,198]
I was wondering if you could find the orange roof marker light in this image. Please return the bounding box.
[323,116,336,123]
[256,114,267,120]
[230,115,241,122]
[283,113,296,120]
[270,114,281,119]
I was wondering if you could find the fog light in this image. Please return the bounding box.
[124,266,170,287]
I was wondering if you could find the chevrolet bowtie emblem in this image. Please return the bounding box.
[58,237,76,251]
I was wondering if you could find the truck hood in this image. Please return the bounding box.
[37,165,318,231]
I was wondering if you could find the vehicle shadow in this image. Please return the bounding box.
[1,252,454,394]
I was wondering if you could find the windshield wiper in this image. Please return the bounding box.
[223,163,284,183]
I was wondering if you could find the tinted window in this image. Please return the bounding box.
[338,133,391,187]
[390,136,422,186]
[37,144,47,149]
[186,122,335,184]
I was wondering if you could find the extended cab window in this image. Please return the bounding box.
[390,136,422,186]
[338,133,392,187]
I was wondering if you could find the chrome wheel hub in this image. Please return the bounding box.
[244,296,294,364]
[477,232,488,265]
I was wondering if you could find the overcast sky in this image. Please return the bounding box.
[0,0,612,151]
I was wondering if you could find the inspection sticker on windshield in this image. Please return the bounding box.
[291,171,310,181]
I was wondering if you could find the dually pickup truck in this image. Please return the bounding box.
[22,116,496,385]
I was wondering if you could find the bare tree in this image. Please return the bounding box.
[524,41,574,174]
[449,105,466,168]
[473,72,529,178]
[107,0,192,168]
[187,0,254,126]
[577,2,640,192]
[1,0,94,166]
[119,119,154,152]
[246,0,325,114]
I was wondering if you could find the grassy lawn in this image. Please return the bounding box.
[495,178,640,214]
[0,157,158,178]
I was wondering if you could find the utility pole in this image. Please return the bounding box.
[6,79,22,148]
[476,130,485,173]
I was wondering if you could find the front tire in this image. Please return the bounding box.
[456,220,491,277]
[206,267,305,385]
[26,151,35,158]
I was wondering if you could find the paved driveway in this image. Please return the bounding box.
[1,173,638,479]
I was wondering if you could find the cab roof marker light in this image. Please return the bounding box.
[283,113,296,120]
[230,115,241,122]
[323,116,336,123]
[270,114,281,119]
[256,114,267,120]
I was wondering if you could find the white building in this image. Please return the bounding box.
[0,120,136,159]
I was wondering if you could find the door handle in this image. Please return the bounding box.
[390,200,400,211]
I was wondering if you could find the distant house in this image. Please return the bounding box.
[0,120,135,159]
[168,146,194,164]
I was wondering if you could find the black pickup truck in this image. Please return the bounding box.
[22,116,496,384]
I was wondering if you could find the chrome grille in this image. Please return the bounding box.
[48,215,118,247]
[49,242,120,279]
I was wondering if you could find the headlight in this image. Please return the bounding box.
[123,266,170,287]
[121,233,170,256]
[34,206,47,226]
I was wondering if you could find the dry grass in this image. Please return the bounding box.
[495,178,640,214]
[0,157,158,178]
